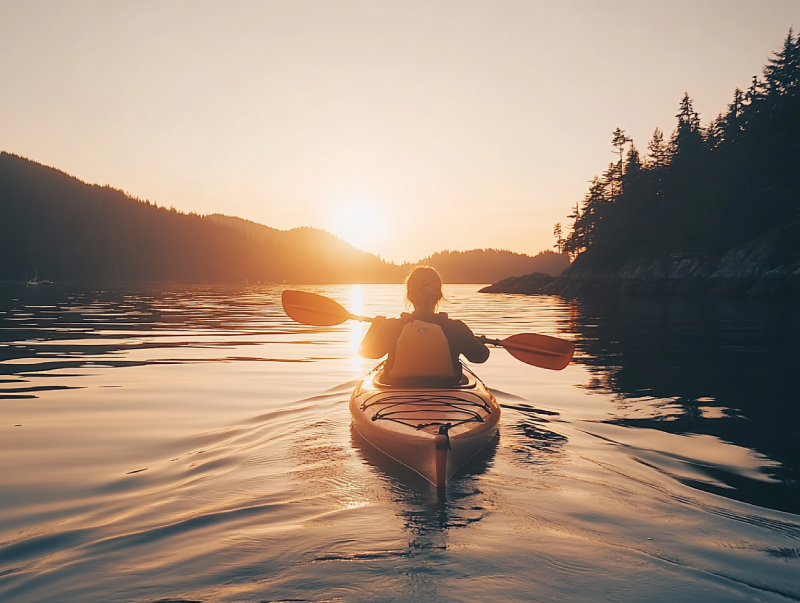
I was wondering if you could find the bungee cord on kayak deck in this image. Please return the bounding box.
[358,391,493,430]
[348,363,501,487]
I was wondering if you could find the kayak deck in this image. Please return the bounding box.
[349,363,500,487]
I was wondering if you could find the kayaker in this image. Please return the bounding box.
[358,266,489,386]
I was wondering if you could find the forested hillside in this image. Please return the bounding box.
[0,153,561,284]
[417,249,569,283]
[0,153,398,283]
[558,29,800,272]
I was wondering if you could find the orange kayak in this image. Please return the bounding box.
[349,363,501,488]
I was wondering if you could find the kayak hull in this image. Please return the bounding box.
[349,364,500,487]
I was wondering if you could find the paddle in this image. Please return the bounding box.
[476,334,574,371]
[282,289,374,326]
[281,289,575,370]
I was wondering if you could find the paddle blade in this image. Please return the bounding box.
[500,333,575,370]
[281,290,352,326]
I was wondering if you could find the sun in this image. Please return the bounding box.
[329,201,387,253]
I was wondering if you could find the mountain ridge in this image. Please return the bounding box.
[0,152,568,284]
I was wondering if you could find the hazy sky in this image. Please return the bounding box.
[1,1,797,263]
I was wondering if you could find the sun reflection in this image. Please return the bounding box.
[342,499,370,510]
[350,285,363,317]
[349,286,367,373]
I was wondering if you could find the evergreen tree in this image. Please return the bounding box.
[646,128,669,168]
[625,144,642,175]
[558,29,800,267]
[763,28,798,98]
[703,113,725,151]
[671,93,703,160]
[744,75,767,116]
[722,88,745,143]
[610,127,632,201]
[553,222,565,254]
[571,176,610,252]
[562,202,584,260]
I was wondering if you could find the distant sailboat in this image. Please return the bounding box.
[26,271,53,287]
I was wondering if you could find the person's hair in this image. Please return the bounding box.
[405,266,444,311]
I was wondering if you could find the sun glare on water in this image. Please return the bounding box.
[349,285,367,371]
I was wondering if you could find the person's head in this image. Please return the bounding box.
[405,266,444,312]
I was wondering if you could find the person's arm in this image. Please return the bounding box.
[358,317,401,359]
[451,320,490,363]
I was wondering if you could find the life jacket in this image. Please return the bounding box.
[389,319,457,382]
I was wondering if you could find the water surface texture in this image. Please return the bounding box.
[1,284,799,602]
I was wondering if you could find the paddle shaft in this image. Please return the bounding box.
[281,289,574,370]
[349,314,374,323]
[478,335,568,358]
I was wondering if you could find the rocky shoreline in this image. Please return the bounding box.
[478,271,555,294]
[480,239,800,298]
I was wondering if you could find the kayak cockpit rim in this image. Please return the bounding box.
[368,361,479,390]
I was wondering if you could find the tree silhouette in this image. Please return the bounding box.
[562,202,583,260]
[560,29,800,268]
[625,144,642,175]
[646,128,669,168]
[553,222,565,254]
[763,28,798,98]
[610,127,632,201]
[670,93,703,160]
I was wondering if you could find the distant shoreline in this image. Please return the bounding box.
[1,280,496,286]
[1,152,568,286]
[481,238,800,299]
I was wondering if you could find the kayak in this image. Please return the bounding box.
[349,362,501,487]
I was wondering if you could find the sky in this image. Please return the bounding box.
[1,1,797,263]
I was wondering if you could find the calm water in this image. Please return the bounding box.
[1,283,799,603]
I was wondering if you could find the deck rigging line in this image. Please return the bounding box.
[359,391,493,430]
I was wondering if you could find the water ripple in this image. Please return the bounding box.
[2,283,799,602]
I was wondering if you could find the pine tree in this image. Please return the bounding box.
[722,88,745,143]
[646,128,669,168]
[625,144,642,174]
[763,28,799,98]
[553,222,565,254]
[573,176,610,250]
[562,202,584,260]
[704,113,725,151]
[646,128,669,226]
[671,93,703,160]
[610,127,632,200]
[744,75,767,116]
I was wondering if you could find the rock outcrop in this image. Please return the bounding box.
[478,272,554,294]
[481,239,800,298]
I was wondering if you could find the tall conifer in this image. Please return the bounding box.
[671,93,703,160]
[646,128,668,168]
